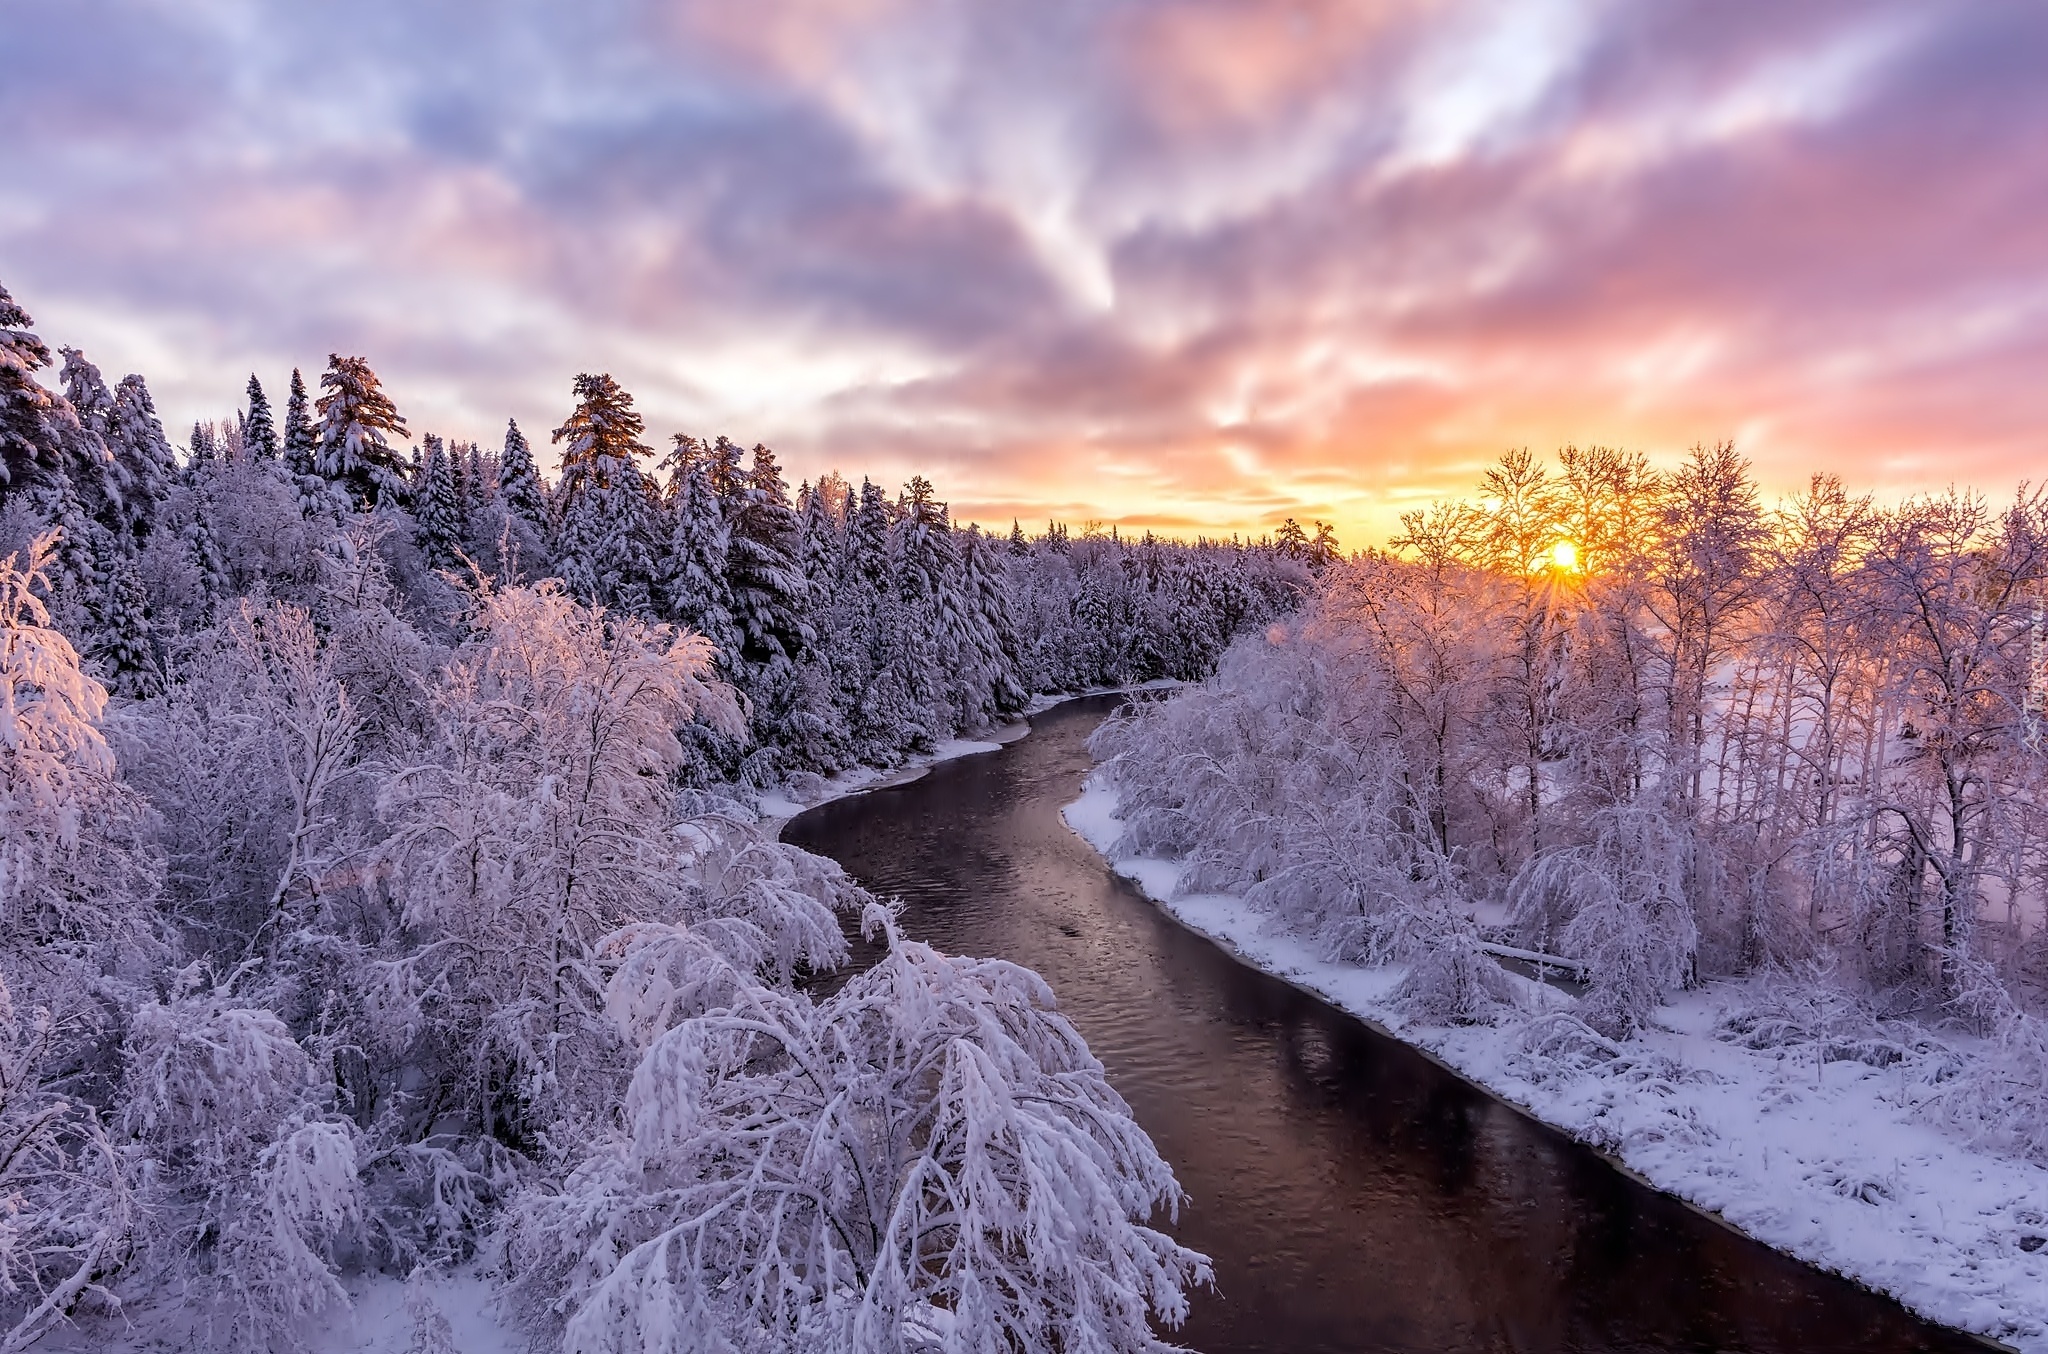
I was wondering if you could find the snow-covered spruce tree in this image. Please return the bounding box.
[0,282,75,505]
[552,374,659,615]
[313,353,411,510]
[949,524,1028,727]
[94,549,160,698]
[413,433,464,568]
[497,417,546,525]
[190,419,220,469]
[57,347,135,533]
[506,904,1210,1354]
[243,373,279,461]
[109,373,177,540]
[724,442,812,683]
[375,579,748,1144]
[276,366,340,521]
[655,437,740,672]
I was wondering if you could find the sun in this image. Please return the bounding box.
[1548,539,1581,572]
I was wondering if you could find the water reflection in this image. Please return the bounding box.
[786,697,1989,1354]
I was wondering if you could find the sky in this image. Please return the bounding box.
[3,0,2046,547]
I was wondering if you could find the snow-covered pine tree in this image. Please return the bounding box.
[552,373,658,614]
[1009,516,1029,556]
[314,353,411,509]
[842,476,891,595]
[190,420,219,468]
[414,434,464,568]
[657,439,740,671]
[0,282,68,503]
[954,523,1028,724]
[283,367,316,474]
[888,474,955,721]
[183,502,231,611]
[244,373,280,461]
[798,476,842,598]
[722,443,812,682]
[704,434,747,504]
[497,417,547,529]
[109,374,176,540]
[57,347,134,535]
[94,549,160,698]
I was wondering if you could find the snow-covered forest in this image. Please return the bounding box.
[0,278,1306,1350]
[1086,443,2048,1341]
[1099,441,2048,1116]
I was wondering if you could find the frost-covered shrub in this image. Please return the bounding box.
[1918,1012,2048,1167]
[0,981,136,1352]
[1394,924,1525,1026]
[506,905,1211,1354]
[120,994,362,1347]
[1,531,167,987]
[1508,803,1699,1039]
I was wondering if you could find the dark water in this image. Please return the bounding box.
[785,697,1993,1354]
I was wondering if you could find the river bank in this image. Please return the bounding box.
[1063,775,2048,1354]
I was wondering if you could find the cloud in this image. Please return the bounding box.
[2,0,2044,546]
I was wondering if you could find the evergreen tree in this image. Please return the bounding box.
[282,367,316,474]
[94,550,159,698]
[415,433,464,568]
[0,281,66,501]
[798,478,841,594]
[244,374,279,461]
[661,455,740,669]
[189,421,219,468]
[956,524,1029,722]
[56,347,132,533]
[552,373,657,613]
[705,434,748,505]
[842,477,891,594]
[183,500,230,609]
[722,443,812,681]
[462,439,488,510]
[1275,517,1309,559]
[314,353,410,508]
[497,417,547,528]
[1009,518,1030,556]
[108,375,176,539]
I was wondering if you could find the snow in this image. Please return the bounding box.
[751,728,1018,823]
[1024,678,1182,716]
[1065,777,2048,1354]
[48,1265,519,1354]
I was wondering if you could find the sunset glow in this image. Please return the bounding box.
[5,2,2047,545]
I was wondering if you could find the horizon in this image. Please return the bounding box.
[6,0,2045,549]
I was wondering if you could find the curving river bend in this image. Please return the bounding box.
[785,696,1990,1354]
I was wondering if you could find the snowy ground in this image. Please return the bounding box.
[1065,777,2048,1354]
[48,1263,518,1354]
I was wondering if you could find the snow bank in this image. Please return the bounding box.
[756,684,1172,828]
[1065,778,2048,1354]
[752,728,1021,823]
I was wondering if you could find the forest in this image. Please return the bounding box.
[0,277,1331,1350]
[1093,442,2048,1165]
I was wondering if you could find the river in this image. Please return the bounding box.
[784,695,1990,1354]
